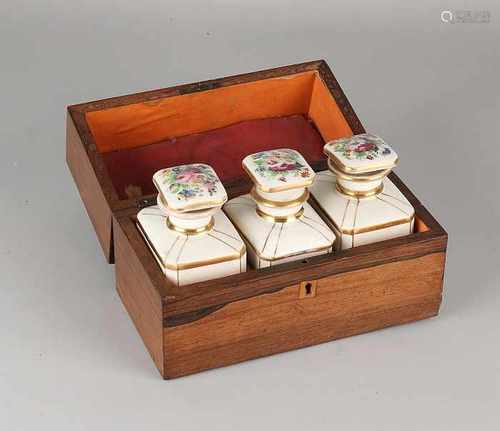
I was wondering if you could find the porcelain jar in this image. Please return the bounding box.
[224,149,335,269]
[136,164,246,286]
[309,134,415,250]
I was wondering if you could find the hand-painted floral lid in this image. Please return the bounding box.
[242,149,315,192]
[324,134,398,174]
[152,164,227,212]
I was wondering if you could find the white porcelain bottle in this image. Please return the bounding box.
[309,134,415,251]
[224,149,335,269]
[136,164,246,286]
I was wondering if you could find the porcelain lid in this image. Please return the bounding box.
[152,164,227,212]
[242,149,315,193]
[324,134,398,175]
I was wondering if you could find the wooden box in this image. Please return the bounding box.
[66,60,447,379]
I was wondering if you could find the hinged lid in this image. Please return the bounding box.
[324,133,398,175]
[242,149,315,193]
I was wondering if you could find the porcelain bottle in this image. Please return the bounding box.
[136,164,246,286]
[224,149,335,269]
[309,133,415,250]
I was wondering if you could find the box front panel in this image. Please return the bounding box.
[163,252,445,378]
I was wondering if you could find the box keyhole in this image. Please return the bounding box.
[299,280,317,298]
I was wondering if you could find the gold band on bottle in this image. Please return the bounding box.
[250,187,309,208]
[335,181,383,198]
[166,216,215,235]
[256,207,304,223]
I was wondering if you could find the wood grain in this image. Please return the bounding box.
[164,301,441,378]
[66,114,114,261]
[163,253,444,378]
[114,217,165,376]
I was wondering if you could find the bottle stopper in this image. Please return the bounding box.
[242,149,314,222]
[323,133,398,198]
[152,164,227,234]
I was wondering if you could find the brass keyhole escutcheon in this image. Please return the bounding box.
[299,280,317,298]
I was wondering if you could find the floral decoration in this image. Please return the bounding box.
[250,150,311,183]
[162,164,219,201]
[332,135,392,161]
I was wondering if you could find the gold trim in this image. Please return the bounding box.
[348,216,414,235]
[207,232,241,254]
[256,207,305,223]
[175,236,189,267]
[376,195,412,217]
[137,222,170,269]
[136,222,245,271]
[327,159,390,182]
[272,223,285,257]
[298,217,334,243]
[328,209,414,235]
[323,149,398,174]
[338,199,350,251]
[165,236,180,260]
[242,163,314,193]
[261,222,276,253]
[335,181,383,198]
[166,216,215,236]
[380,192,413,209]
[224,207,333,263]
[351,198,360,247]
[309,194,414,235]
[250,187,309,208]
[212,228,242,242]
[238,227,333,263]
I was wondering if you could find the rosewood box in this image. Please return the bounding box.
[66,60,447,379]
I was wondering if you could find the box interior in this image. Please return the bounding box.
[101,115,326,199]
[85,71,353,199]
[76,65,436,292]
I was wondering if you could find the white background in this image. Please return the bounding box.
[1,1,499,429]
